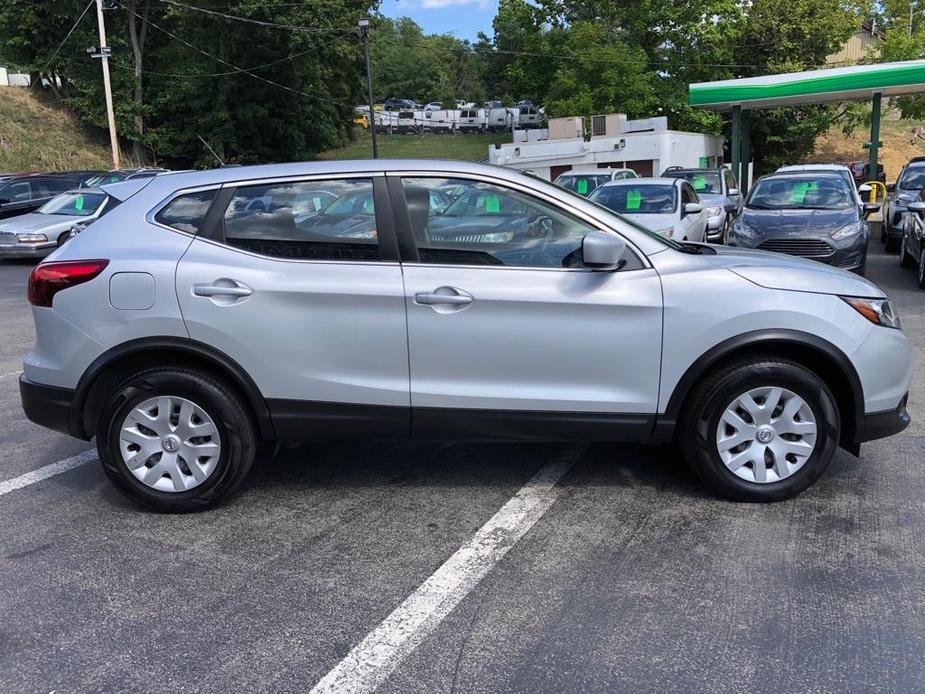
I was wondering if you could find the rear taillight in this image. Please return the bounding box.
[27,259,109,308]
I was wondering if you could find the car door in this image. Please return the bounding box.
[389,173,663,439]
[172,174,410,439]
[723,169,742,215]
[679,183,702,240]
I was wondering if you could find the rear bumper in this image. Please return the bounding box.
[855,393,911,444]
[19,376,86,439]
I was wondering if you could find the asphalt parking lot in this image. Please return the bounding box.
[1,243,923,694]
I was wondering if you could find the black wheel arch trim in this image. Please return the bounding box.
[72,336,274,441]
[654,329,865,447]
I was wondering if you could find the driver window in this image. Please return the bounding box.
[400,177,602,268]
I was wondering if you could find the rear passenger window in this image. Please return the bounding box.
[221,179,379,261]
[155,190,217,233]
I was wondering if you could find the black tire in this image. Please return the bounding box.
[900,236,916,268]
[679,356,840,502]
[96,366,257,512]
[917,249,925,289]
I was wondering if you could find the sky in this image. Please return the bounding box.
[378,0,499,41]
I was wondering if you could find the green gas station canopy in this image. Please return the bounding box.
[689,60,925,111]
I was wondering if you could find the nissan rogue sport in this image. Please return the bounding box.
[19,161,912,512]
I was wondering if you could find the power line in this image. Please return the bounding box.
[121,2,352,108]
[157,0,356,34]
[109,31,352,78]
[34,0,96,81]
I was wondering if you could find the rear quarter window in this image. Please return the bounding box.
[154,189,217,234]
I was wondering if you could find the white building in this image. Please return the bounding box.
[488,114,724,181]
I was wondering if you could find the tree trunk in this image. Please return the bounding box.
[127,0,149,163]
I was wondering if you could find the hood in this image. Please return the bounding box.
[740,207,856,238]
[698,194,725,207]
[620,212,674,233]
[0,212,84,236]
[893,190,919,205]
[701,244,884,298]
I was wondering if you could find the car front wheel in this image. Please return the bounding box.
[96,366,257,512]
[680,356,840,502]
[900,236,916,268]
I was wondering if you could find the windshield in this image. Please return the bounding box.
[898,167,925,191]
[555,174,613,196]
[38,191,106,216]
[551,181,682,250]
[589,184,677,214]
[322,191,375,215]
[664,171,721,195]
[442,188,529,217]
[746,176,853,210]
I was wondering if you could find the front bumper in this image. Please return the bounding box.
[0,242,55,258]
[728,234,867,271]
[856,393,910,443]
[19,376,85,439]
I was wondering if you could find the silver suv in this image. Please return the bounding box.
[19,161,912,512]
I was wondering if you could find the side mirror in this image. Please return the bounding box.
[907,201,925,216]
[728,188,740,196]
[723,202,738,213]
[858,184,872,194]
[862,202,881,217]
[683,202,702,215]
[582,231,627,270]
[886,182,895,192]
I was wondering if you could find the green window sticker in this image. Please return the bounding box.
[484,194,501,214]
[576,179,588,195]
[692,175,707,191]
[789,181,818,203]
[74,195,84,211]
[362,196,374,214]
[626,190,642,210]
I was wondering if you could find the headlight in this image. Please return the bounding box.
[732,220,759,240]
[17,233,48,243]
[831,222,864,240]
[705,206,722,217]
[474,231,514,243]
[842,297,901,329]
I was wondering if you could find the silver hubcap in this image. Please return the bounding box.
[119,395,221,492]
[715,386,817,484]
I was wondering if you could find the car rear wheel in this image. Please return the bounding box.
[917,249,925,289]
[97,366,257,512]
[679,356,840,502]
[900,237,916,268]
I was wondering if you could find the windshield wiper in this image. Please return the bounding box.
[677,241,716,255]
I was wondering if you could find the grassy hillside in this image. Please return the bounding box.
[0,87,114,172]
[318,128,508,162]
[810,117,925,181]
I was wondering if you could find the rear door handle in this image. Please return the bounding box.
[414,286,473,309]
[193,279,252,298]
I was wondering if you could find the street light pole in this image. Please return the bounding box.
[358,19,378,159]
[92,0,120,169]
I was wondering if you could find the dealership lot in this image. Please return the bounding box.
[1,245,923,693]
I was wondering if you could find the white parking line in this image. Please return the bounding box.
[309,444,586,694]
[0,450,96,497]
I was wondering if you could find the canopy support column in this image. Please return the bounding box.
[731,105,742,188]
[740,109,752,193]
[868,92,882,185]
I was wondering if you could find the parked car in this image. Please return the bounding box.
[20,161,911,511]
[424,102,443,111]
[382,98,415,112]
[847,160,886,187]
[0,188,116,259]
[0,173,89,220]
[554,169,638,197]
[662,167,741,243]
[457,109,484,133]
[882,156,925,252]
[729,172,877,274]
[589,177,708,241]
[898,187,925,286]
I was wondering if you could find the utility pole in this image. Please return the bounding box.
[358,19,378,159]
[93,0,120,169]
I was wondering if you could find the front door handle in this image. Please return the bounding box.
[414,286,473,310]
[193,280,252,298]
